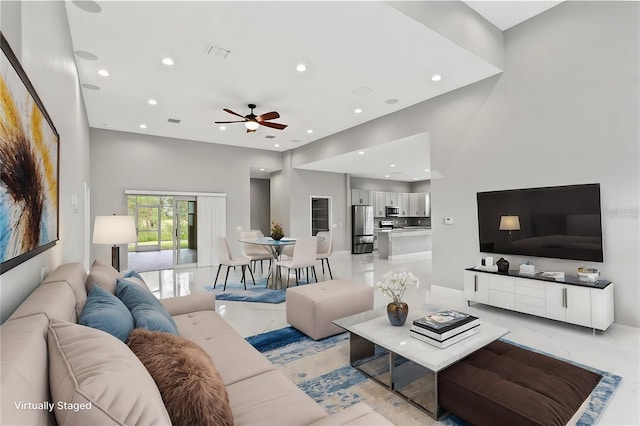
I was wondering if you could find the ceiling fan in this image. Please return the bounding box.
[215,104,288,133]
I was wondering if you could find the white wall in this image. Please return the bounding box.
[350,177,412,193]
[0,1,91,323]
[286,2,640,326]
[250,178,270,235]
[289,169,348,251]
[89,129,282,261]
[431,1,639,327]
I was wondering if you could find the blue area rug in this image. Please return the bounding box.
[246,327,623,425]
[205,277,311,304]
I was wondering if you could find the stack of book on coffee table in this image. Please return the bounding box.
[410,309,480,349]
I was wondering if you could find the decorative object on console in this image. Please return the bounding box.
[93,215,137,271]
[0,34,60,274]
[270,220,284,240]
[519,262,537,275]
[541,271,565,281]
[376,271,419,326]
[577,267,600,282]
[496,257,510,273]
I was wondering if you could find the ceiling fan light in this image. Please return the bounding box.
[245,120,259,131]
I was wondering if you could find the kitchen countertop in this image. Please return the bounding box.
[377,227,432,259]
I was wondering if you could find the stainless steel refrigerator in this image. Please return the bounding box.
[352,205,374,254]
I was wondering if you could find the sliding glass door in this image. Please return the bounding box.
[132,196,162,252]
[173,198,197,267]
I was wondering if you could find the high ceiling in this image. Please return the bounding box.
[65,1,561,181]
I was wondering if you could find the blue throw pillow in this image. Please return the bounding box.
[79,285,134,342]
[123,270,145,281]
[116,278,178,335]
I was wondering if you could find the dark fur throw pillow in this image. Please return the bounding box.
[127,329,234,426]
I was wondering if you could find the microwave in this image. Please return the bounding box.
[385,206,399,217]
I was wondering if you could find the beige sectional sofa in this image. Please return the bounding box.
[1,262,392,426]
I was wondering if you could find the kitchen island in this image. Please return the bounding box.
[378,227,431,260]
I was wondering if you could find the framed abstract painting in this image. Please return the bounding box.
[0,32,59,273]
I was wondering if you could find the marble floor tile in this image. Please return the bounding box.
[143,250,640,425]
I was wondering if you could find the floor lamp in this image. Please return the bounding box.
[93,215,137,271]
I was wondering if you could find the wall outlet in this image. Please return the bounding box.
[444,217,453,225]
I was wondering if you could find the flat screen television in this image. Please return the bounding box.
[476,183,603,262]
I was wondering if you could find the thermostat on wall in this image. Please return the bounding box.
[444,217,453,225]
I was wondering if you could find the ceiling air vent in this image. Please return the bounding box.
[167,118,181,124]
[205,44,231,60]
[264,135,276,139]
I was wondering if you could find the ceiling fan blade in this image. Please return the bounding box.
[259,121,288,130]
[257,111,280,122]
[214,120,246,124]
[223,108,247,119]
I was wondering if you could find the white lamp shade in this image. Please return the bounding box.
[93,215,137,244]
[499,215,521,231]
[245,120,259,130]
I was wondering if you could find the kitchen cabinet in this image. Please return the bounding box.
[409,192,430,217]
[384,192,398,207]
[409,193,419,216]
[464,268,614,331]
[351,189,371,206]
[398,193,410,217]
[374,192,386,217]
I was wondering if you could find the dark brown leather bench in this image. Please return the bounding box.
[439,340,602,426]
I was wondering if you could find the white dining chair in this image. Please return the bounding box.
[275,236,318,287]
[281,244,294,259]
[315,231,333,279]
[214,237,255,291]
[240,230,272,273]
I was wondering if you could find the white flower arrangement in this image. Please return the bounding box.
[375,271,419,304]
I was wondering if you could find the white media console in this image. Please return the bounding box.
[464,268,614,332]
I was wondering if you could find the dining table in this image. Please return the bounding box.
[238,236,297,289]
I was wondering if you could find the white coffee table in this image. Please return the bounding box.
[333,306,509,419]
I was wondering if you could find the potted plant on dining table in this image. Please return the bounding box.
[376,271,420,326]
[271,221,284,241]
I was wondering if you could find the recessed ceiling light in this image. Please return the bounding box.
[432,74,442,82]
[97,69,109,77]
[296,63,307,72]
[148,99,157,105]
[385,175,390,178]
[139,124,147,129]
[219,125,226,130]
[354,108,362,114]
[385,98,399,104]
[414,178,419,180]
[390,164,396,167]
[74,50,98,60]
[358,151,365,155]
[162,57,174,66]
[274,144,280,148]
[307,129,313,134]
[81,83,100,90]
[424,168,430,172]
[72,0,102,13]
[259,168,265,171]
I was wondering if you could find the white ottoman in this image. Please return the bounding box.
[286,280,374,340]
